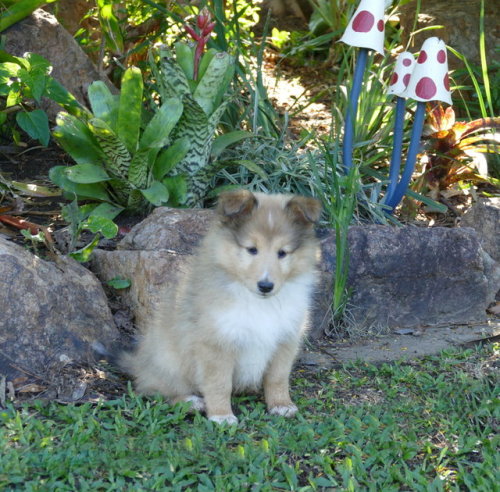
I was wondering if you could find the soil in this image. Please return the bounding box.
[1,47,498,407]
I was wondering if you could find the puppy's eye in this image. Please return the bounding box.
[277,249,287,259]
[247,247,258,255]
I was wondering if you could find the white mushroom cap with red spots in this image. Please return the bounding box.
[401,37,452,105]
[339,0,386,54]
[387,51,416,97]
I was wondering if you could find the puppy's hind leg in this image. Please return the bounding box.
[172,395,206,413]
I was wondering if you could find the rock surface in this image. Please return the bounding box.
[315,226,499,337]
[4,9,116,119]
[461,197,500,263]
[0,237,119,380]
[90,207,499,339]
[399,0,499,70]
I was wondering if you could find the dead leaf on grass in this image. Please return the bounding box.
[17,383,47,393]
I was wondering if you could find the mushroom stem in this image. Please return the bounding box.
[386,100,426,211]
[342,47,368,172]
[384,96,407,204]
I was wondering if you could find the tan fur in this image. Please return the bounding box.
[120,190,321,424]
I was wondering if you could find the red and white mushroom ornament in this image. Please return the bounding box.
[339,0,386,55]
[387,51,416,97]
[401,37,452,105]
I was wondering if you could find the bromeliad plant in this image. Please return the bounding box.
[51,65,188,214]
[419,103,500,197]
[151,8,253,207]
[52,8,252,214]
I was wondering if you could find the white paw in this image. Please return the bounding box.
[269,404,298,417]
[184,395,206,412]
[209,414,238,425]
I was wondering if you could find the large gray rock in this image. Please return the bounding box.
[461,198,500,263]
[0,237,119,379]
[314,226,499,337]
[91,208,211,330]
[90,208,499,339]
[4,9,116,119]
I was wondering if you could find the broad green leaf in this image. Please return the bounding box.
[126,188,145,210]
[153,137,190,180]
[65,163,111,184]
[174,42,194,80]
[193,52,233,116]
[49,165,111,202]
[53,112,105,165]
[69,234,100,262]
[211,131,253,159]
[84,215,118,239]
[89,202,124,220]
[16,109,50,146]
[117,66,143,153]
[0,62,21,79]
[163,175,187,207]
[107,277,131,289]
[140,98,183,149]
[197,48,217,82]
[140,180,169,206]
[88,118,131,179]
[88,81,118,126]
[46,78,88,118]
[24,52,51,73]
[127,148,151,189]
[158,55,191,99]
[6,87,21,107]
[27,71,47,102]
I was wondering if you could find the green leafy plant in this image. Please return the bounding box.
[417,103,500,199]
[149,8,256,207]
[60,199,121,261]
[51,65,189,214]
[311,143,360,325]
[0,52,85,146]
[50,11,260,229]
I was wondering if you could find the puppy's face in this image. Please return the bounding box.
[215,190,321,297]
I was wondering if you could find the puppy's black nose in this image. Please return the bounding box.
[257,280,274,294]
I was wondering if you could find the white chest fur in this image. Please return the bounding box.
[212,274,314,390]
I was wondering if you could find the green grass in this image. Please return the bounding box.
[1,345,498,491]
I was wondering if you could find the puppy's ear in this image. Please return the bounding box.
[286,196,322,226]
[217,189,257,227]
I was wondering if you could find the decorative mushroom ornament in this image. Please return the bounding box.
[386,37,453,211]
[385,51,416,204]
[339,0,387,171]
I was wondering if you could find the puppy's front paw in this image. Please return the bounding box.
[209,414,238,425]
[268,404,298,417]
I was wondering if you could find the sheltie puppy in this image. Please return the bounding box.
[120,190,321,424]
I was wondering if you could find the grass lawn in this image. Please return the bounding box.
[1,344,498,491]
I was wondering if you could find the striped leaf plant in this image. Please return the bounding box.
[50,66,190,214]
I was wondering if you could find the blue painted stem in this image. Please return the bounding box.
[342,48,368,172]
[386,101,426,211]
[384,96,406,204]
